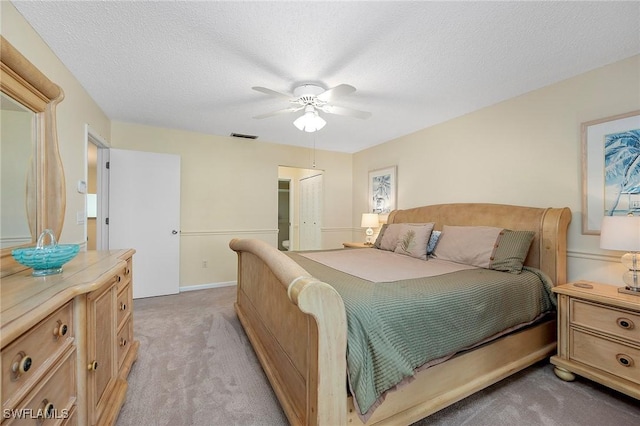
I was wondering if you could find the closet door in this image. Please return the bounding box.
[299,174,322,250]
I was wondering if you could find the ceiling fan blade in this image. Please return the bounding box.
[317,84,356,102]
[253,106,303,119]
[252,86,292,99]
[320,104,371,119]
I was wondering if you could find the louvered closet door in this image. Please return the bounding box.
[299,174,322,250]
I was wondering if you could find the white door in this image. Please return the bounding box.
[299,174,322,250]
[109,149,180,299]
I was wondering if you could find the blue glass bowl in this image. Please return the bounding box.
[12,244,80,276]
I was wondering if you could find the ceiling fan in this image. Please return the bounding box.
[252,83,371,132]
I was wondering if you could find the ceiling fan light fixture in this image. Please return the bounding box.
[293,106,326,132]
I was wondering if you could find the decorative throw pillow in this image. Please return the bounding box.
[373,224,388,249]
[393,223,434,260]
[490,230,535,274]
[426,230,441,255]
[433,225,503,268]
[377,223,406,251]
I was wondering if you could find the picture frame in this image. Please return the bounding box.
[582,110,640,235]
[369,166,397,214]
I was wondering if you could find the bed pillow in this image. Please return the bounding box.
[393,223,434,260]
[432,225,503,268]
[373,224,388,249]
[490,230,535,273]
[426,230,441,255]
[377,223,433,252]
[377,224,404,251]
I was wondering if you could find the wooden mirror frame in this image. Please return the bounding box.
[1,36,66,277]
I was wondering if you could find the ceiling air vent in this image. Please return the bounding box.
[230,133,258,139]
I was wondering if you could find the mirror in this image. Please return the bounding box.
[0,36,66,277]
[1,94,35,248]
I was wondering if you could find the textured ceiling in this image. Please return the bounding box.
[11,1,640,153]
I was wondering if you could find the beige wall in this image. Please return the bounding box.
[353,55,640,285]
[110,122,353,288]
[6,0,640,288]
[2,1,112,247]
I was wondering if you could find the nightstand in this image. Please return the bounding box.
[342,242,374,248]
[550,281,640,399]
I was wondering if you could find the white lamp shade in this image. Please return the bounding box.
[361,213,379,228]
[600,215,640,252]
[293,106,326,132]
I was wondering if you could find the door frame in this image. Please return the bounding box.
[85,125,110,250]
[277,178,293,251]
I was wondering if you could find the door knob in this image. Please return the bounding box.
[172,230,178,234]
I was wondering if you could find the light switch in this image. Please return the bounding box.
[76,211,85,225]
[77,180,87,194]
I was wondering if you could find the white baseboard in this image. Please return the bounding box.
[180,281,237,292]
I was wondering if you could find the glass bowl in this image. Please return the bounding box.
[11,229,80,276]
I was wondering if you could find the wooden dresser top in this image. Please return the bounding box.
[1,249,135,345]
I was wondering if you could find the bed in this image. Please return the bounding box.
[229,203,571,425]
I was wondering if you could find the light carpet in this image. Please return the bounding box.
[116,286,640,426]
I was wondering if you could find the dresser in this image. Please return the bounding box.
[550,281,640,399]
[1,250,139,425]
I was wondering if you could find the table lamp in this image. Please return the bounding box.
[361,213,379,245]
[600,214,640,295]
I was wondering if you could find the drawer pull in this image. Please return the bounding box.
[120,338,128,347]
[11,353,33,376]
[617,317,635,330]
[88,360,99,371]
[117,275,122,283]
[120,302,127,311]
[40,400,55,419]
[53,320,68,338]
[616,354,634,367]
[126,267,131,275]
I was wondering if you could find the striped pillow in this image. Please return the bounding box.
[490,230,535,274]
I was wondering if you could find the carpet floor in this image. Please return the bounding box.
[116,286,640,426]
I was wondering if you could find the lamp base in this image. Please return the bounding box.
[618,286,640,296]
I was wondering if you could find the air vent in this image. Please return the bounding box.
[230,133,258,139]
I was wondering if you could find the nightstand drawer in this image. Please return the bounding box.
[1,302,74,411]
[571,329,640,385]
[571,299,640,342]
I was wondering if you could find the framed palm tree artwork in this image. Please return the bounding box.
[369,166,397,215]
[582,110,640,234]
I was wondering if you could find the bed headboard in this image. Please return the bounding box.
[387,203,571,285]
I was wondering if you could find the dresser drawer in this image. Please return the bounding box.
[116,259,132,294]
[1,303,74,411]
[571,299,640,342]
[116,282,132,328]
[117,317,133,370]
[570,328,640,385]
[4,349,76,425]
[60,406,76,426]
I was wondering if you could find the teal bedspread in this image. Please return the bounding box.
[287,252,556,416]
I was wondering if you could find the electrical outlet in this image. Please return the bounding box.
[202,260,208,268]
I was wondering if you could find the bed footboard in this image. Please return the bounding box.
[229,238,347,426]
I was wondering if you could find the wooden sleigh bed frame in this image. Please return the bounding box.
[230,203,571,425]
